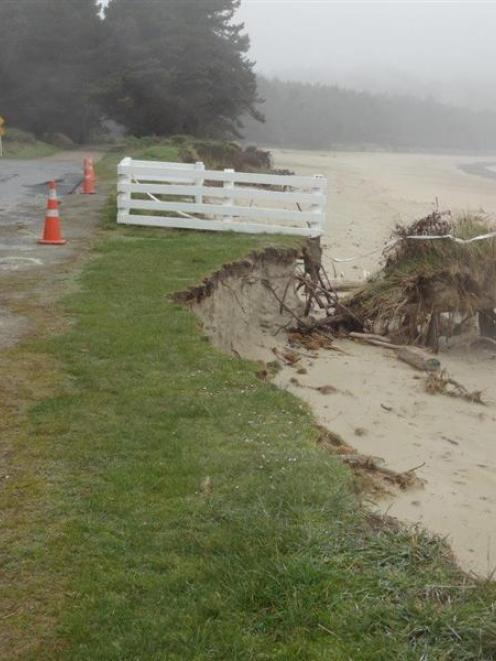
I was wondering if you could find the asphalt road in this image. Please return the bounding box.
[0,153,104,350]
[0,156,85,271]
[0,158,82,224]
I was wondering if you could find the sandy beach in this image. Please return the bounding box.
[273,150,496,277]
[270,150,496,577]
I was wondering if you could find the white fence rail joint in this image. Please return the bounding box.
[117,158,327,237]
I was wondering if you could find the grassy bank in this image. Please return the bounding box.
[1,141,496,659]
[94,139,180,181]
[1,129,57,158]
[2,140,56,159]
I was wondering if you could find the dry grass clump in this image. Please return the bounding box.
[345,212,496,348]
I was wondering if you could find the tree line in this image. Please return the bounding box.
[0,0,259,143]
[243,77,496,152]
[3,1,496,152]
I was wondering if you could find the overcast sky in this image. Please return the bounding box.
[237,1,496,109]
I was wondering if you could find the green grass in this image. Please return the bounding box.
[2,139,57,159]
[2,137,496,658]
[1,128,57,158]
[95,139,184,182]
[2,218,496,658]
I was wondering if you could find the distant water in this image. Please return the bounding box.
[457,161,496,180]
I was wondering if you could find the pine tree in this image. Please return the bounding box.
[0,0,103,143]
[99,0,260,137]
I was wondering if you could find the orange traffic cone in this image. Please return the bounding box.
[87,157,96,182]
[88,158,97,186]
[81,157,96,194]
[82,171,95,195]
[38,181,66,245]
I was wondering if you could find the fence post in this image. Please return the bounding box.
[194,161,205,206]
[117,157,132,224]
[311,174,326,236]
[223,168,235,223]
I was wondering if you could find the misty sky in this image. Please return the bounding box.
[237,1,496,109]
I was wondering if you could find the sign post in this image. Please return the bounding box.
[0,116,5,157]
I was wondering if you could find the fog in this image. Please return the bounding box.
[238,1,496,111]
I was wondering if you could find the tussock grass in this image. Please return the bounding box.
[349,214,496,342]
[1,221,495,658]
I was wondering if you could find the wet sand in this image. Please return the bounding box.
[271,149,496,577]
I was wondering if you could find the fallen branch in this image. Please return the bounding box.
[349,333,442,371]
[425,370,485,405]
[349,332,394,344]
[397,347,441,372]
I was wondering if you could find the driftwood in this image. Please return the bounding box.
[330,280,362,293]
[350,333,482,402]
[349,332,400,348]
[397,347,441,372]
[349,332,441,371]
[339,454,423,489]
[350,331,394,343]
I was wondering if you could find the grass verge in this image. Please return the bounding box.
[1,129,57,158]
[2,140,57,159]
[1,140,496,659]
[94,140,180,183]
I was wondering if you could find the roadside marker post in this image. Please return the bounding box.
[0,116,5,157]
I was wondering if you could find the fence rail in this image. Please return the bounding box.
[117,157,327,237]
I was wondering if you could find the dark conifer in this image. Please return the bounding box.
[98,0,260,137]
[0,0,103,143]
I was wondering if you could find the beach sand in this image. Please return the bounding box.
[271,149,496,577]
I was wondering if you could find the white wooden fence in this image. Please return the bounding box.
[117,157,327,237]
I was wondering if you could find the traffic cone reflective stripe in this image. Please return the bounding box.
[38,181,66,245]
[47,185,59,209]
